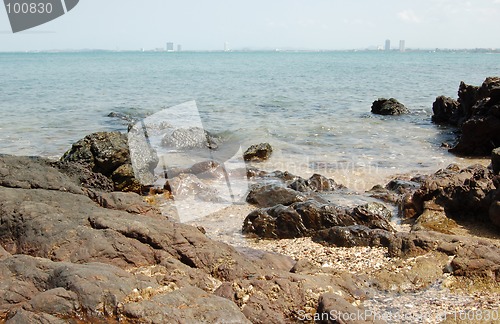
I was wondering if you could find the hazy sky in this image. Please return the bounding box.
[1,0,500,51]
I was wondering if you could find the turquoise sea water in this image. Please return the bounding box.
[0,51,498,189]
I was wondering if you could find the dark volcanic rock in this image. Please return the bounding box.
[243,200,394,239]
[62,131,129,176]
[432,96,460,125]
[246,184,307,208]
[244,143,273,161]
[448,77,500,156]
[371,98,409,116]
[406,164,495,225]
[289,174,342,192]
[61,131,142,192]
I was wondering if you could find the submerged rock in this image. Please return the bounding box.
[371,98,409,115]
[243,143,273,161]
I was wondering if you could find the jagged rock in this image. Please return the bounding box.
[371,98,409,115]
[61,131,129,176]
[244,143,273,161]
[246,184,307,208]
[412,201,458,234]
[242,200,394,239]
[289,174,342,192]
[161,127,220,150]
[448,77,500,155]
[432,96,460,125]
[407,164,495,224]
[60,131,143,192]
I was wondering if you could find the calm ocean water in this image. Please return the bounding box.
[0,51,498,189]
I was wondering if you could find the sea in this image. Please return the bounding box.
[0,51,498,191]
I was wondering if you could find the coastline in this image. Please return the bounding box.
[0,77,500,322]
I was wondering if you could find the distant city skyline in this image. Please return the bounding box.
[1,0,500,52]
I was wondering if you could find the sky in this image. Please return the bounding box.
[1,0,500,51]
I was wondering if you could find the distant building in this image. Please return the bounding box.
[224,42,230,52]
[399,40,406,52]
[177,44,182,52]
[385,39,391,51]
[166,42,174,52]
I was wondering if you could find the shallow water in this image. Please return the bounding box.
[0,51,494,189]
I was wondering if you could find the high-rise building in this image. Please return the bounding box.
[166,42,174,52]
[177,44,182,52]
[224,42,230,52]
[399,40,405,52]
[385,39,391,51]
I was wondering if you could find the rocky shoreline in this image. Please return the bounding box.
[1,77,499,323]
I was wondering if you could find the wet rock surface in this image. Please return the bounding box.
[243,143,273,161]
[371,98,409,115]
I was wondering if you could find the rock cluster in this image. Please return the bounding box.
[432,77,500,156]
[0,154,378,323]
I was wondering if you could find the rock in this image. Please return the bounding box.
[61,131,130,176]
[289,174,342,192]
[407,164,495,224]
[448,77,500,156]
[492,148,500,174]
[242,200,394,239]
[164,173,224,202]
[127,124,159,186]
[371,98,409,116]
[0,155,83,194]
[432,96,460,125]
[489,200,500,227]
[161,127,220,150]
[412,201,458,234]
[316,293,375,324]
[110,163,142,192]
[314,225,397,248]
[53,161,114,192]
[246,184,307,208]
[120,286,250,324]
[1,154,383,323]
[244,143,273,161]
[60,131,145,192]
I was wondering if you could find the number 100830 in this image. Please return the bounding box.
[6,2,53,14]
